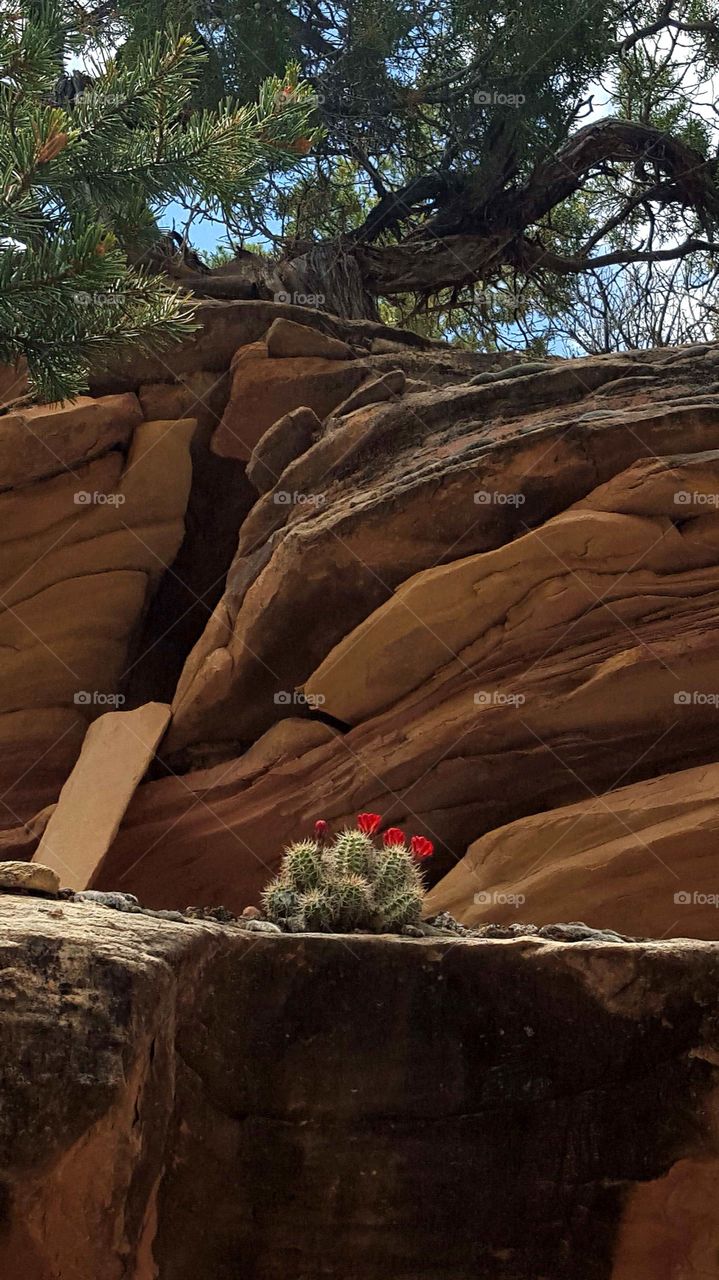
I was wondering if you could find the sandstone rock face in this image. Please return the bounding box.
[246,406,320,494]
[1,896,719,1280]
[9,307,719,1276]
[93,336,719,935]
[0,397,194,825]
[426,761,719,941]
[168,345,719,755]
[212,345,368,461]
[2,303,458,834]
[9,305,719,944]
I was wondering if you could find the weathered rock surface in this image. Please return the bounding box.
[93,340,718,933]
[212,344,368,460]
[265,316,355,361]
[332,366,406,416]
[2,896,719,1280]
[9,305,719,944]
[2,303,455,833]
[0,393,141,489]
[167,343,719,758]
[0,406,194,825]
[9,309,719,1276]
[0,861,59,894]
[89,299,500,391]
[0,806,55,861]
[426,761,719,941]
[246,405,320,494]
[37,703,171,890]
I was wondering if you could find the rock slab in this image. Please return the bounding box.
[0,897,719,1279]
[36,703,171,890]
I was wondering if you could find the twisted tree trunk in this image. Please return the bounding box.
[181,118,719,321]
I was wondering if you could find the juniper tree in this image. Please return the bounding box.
[0,2,318,401]
[107,0,719,345]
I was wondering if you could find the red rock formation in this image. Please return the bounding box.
[426,761,719,941]
[87,328,719,938]
[6,302,719,940]
[7,303,719,1278]
[2,895,719,1280]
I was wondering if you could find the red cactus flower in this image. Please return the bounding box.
[383,827,406,846]
[410,835,434,860]
[314,819,328,839]
[357,812,382,835]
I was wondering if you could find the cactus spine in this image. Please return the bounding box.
[262,819,432,933]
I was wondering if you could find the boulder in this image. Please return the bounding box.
[0,861,59,895]
[247,406,320,494]
[265,317,355,361]
[1,896,719,1279]
[0,393,141,490]
[211,347,368,461]
[332,368,406,416]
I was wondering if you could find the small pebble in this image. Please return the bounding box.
[72,890,140,912]
[239,919,282,934]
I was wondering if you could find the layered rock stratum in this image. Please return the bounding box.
[2,895,719,1280]
[5,298,719,1279]
[4,303,719,934]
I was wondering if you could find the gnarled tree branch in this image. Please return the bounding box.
[347,118,719,296]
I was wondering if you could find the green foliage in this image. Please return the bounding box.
[261,827,428,933]
[0,3,318,400]
[23,0,719,350]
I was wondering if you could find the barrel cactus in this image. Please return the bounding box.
[260,814,434,933]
